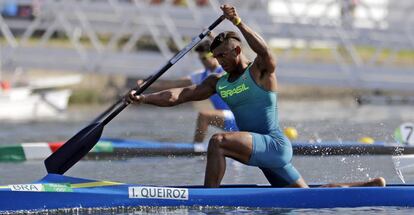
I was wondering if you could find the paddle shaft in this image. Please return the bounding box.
[93,16,224,124]
[44,15,225,174]
[102,16,225,126]
[91,75,152,123]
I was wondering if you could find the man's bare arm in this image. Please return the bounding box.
[129,75,218,107]
[221,5,276,73]
[237,21,276,74]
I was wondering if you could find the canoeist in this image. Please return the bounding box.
[128,4,385,188]
[136,38,238,144]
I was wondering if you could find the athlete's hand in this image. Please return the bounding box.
[126,90,146,104]
[220,4,240,24]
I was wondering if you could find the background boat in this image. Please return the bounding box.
[0,74,82,121]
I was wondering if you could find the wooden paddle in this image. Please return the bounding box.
[45,16,225,174]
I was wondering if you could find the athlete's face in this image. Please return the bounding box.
[212,42,239,73]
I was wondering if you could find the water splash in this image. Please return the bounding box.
[396,168,406,184]
[357,167,366,172]
[391,145,407,184]
[392,155,406,184]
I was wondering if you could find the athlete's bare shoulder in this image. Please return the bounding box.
[203,73,220,86]
[195,73,219,93]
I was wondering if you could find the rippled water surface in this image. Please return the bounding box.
[1,99,414,214]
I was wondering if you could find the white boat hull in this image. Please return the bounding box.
[0,88,71,120]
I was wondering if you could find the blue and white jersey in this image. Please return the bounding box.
[189,67,230,110]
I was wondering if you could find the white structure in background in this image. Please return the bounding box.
[268,0,389,28]
[0,0,412,91]
[0,74,82,121]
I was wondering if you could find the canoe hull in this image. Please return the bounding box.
[1,174,414,211]
[2,187,413,210]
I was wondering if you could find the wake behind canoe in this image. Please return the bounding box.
[0,174,413,212]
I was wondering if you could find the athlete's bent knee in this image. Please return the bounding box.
[208,133,226,151]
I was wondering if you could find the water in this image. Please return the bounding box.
[1,99,414,214]
[14,206,414,215]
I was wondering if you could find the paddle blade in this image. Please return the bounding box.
[44,122,104,174]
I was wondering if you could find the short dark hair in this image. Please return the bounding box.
[210,31,241,52]
[194,40,212,53]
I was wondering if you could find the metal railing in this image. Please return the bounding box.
[0,0,413,91]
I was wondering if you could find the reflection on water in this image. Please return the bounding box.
[10,206,414,215]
